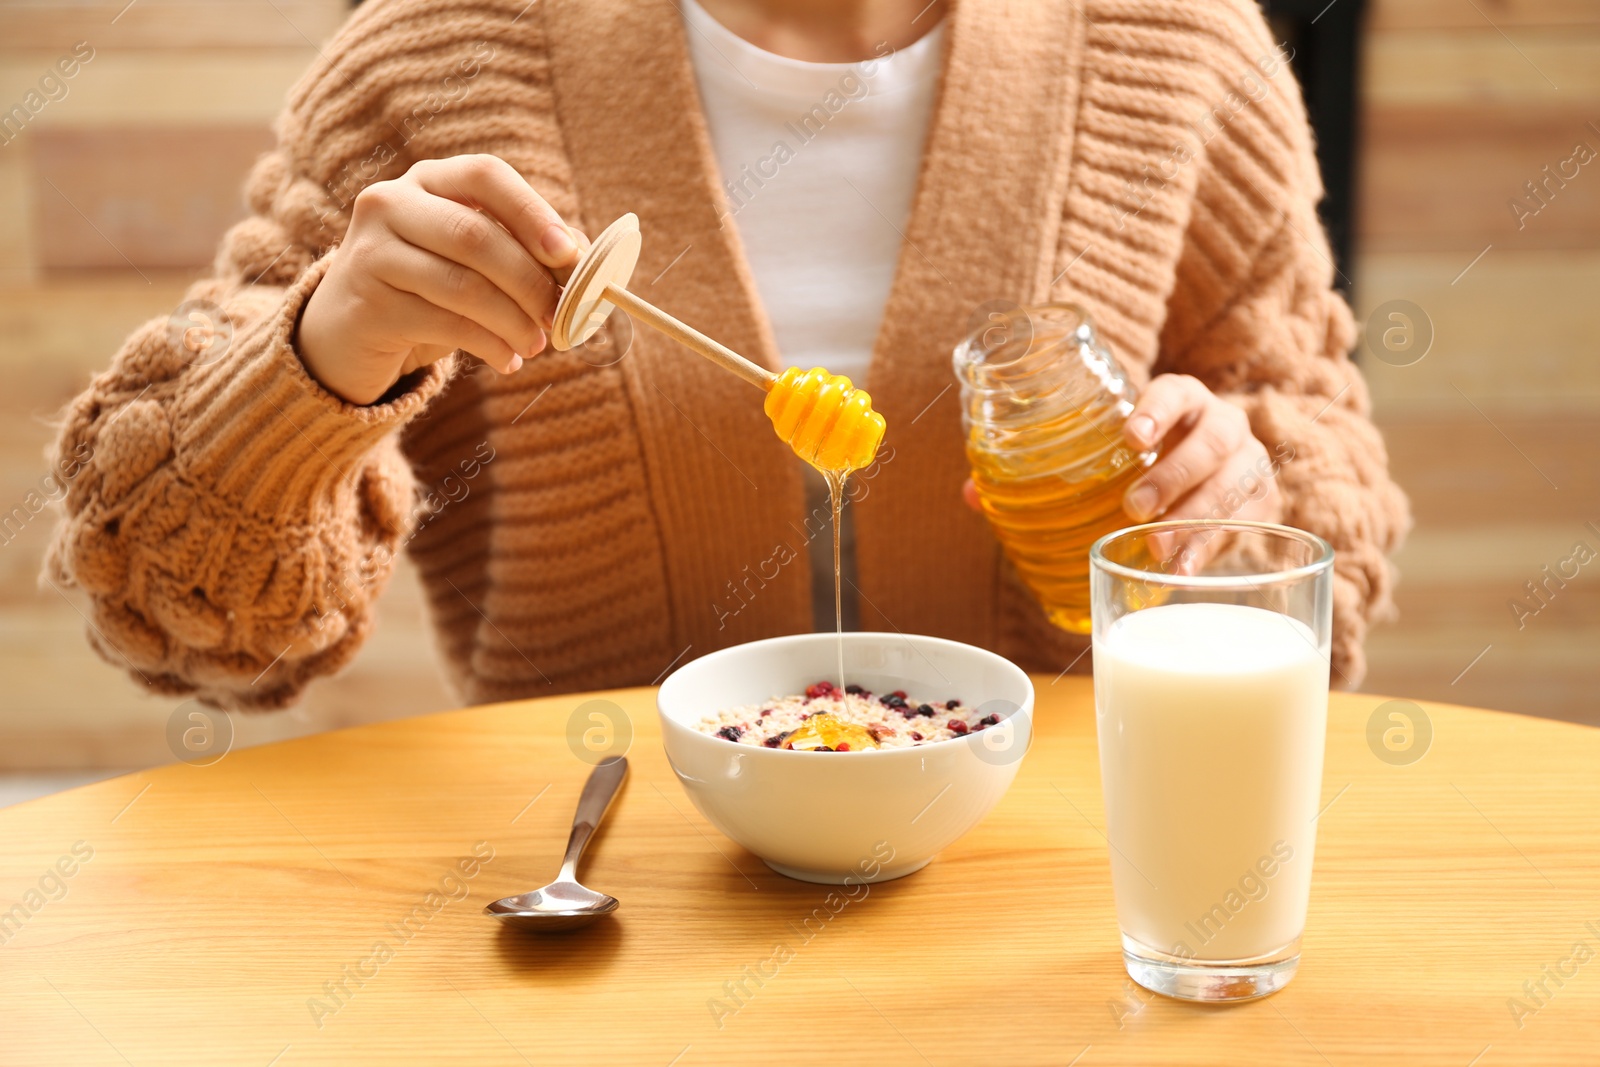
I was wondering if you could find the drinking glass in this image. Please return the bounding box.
[1089,519,1334,1001]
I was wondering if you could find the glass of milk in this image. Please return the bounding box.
[1089,519,1334,1002]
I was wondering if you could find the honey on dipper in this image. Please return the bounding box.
[764,366,886,474]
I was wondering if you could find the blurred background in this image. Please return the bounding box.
[2,0,1596,801]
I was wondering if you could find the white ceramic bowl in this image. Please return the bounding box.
[657,632,1034,884]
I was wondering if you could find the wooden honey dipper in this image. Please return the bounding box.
[548,214,886,473]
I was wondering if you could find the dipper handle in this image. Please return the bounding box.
[600,284,774,391]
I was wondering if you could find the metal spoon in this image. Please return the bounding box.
[485,755,628,931]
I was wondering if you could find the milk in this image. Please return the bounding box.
[1094,602,1329,962]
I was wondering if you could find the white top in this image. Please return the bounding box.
[679,0,945,385]
[679,0,945,631]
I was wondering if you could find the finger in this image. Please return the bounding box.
[1144,523,1217,576]
[383,286,524,374]
[1149,446,1280,569]
[409,155,586,276]
[1123,400,1248,521]
[371,239,546,362]
[398,342,458,379]
[962,479,982,512]
[1162,447,1281,525]
[1125,374,1210,450]
[388,192,561,331]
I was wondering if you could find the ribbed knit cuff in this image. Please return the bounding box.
[174,250,450,523]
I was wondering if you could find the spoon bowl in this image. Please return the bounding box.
[485,883,619,931]
[486,756,627,932]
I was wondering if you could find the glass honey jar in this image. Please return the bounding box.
[953,303,1158,634]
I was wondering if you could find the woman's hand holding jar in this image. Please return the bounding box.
[1117,374,1284,525]
[962,373,1283,528]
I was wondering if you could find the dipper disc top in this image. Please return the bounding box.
[549,213,641,351]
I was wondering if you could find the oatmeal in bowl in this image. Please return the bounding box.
[698,682,1005,751]
[657,632,1034,884]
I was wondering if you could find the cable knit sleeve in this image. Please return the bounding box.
[41,11,456,709]
[1154,2,1411,687]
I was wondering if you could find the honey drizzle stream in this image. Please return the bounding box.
[822,467,847,689]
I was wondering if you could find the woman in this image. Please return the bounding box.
[44,0,1408,709]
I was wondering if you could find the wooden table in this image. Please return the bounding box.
[3,679,1597,1066]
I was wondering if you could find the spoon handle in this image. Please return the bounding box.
[557,755,628,884]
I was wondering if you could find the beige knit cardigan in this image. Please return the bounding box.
[44,0,1409,709]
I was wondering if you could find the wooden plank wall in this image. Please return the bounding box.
[1355,0,1600,727]
[0,0,1595,770]
[0,0,457,770]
